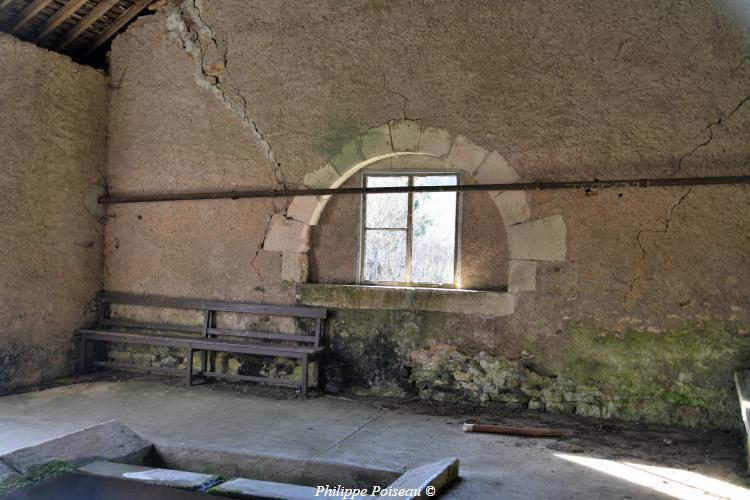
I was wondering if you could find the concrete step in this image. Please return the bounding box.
[79,461,220,490]
[209,478,323,499]
[383,457,459,499]
[0,420,152,475]
[735,371,750,473]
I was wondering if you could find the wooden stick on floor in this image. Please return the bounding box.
[462,423,562,438]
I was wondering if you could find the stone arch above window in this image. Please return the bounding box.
[262,120,567,301]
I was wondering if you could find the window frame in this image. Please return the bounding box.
[356,171,464,288]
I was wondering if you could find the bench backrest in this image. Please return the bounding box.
[95,292,327,347]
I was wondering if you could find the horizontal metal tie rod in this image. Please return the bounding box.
[99,175,750,204]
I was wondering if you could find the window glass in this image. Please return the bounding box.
[411,176,457,283]
[363,230,407,282]
[365,176,408,228]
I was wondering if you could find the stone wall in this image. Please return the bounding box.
[0,34,108,393]
[102,0,750,429]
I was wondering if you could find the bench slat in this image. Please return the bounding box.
[81,330,193,348]
[80,329,322,356]
[102,318,203,334]
[207,328,316,344]
[92,361,185,375]
[97,292,327,319]
[202,371,301,387]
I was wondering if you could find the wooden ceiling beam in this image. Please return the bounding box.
[6,0,54,34]
[54,0,120,50]
[0,0,15,12]
[82,0,151,57]
[32,0,89,42]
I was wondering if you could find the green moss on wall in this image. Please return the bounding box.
[314,114,362,158]
[320,309,749,429]
[531,320,750,428]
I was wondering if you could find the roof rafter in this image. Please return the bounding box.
[32,0,89,41]
[6,0,54,34]
[82,0,150,57]
[54,0,120,50]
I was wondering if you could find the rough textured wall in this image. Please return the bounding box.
[104,0,750,428]
[0,34,108,393]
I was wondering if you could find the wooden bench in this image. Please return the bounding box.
[78,292,327,398]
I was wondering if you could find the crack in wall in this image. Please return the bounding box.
[625,188,692,304]
[166,0,285,189]
[675,95,750,172]
[250,210,285,301]
[382,71,409,119]
[611,38,630,63]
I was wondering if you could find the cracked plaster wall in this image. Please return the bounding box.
[102,0,750,427]
[0,34,109,393]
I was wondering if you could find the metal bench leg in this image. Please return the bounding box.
[300,354,308,399]
[186,346,194,387]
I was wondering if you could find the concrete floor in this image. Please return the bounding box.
[1,375,749,499]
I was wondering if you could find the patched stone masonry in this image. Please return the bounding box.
[409,343,734,428]
[410,344,609,417]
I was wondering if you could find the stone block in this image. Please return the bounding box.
[528,400,544,410]
[473,151,519,185]
[545,402,576,414]
[1,421,152,474]
[411,288,515,317]
[80,461,220,490]
[132,353,156,365]
[506,215,567,261]
[447,135,488,173]
[210,478,319,499]
[263,214,310,253]
[228,358,242,374]
[575,404,602,418]
[109,351,132,363]
[281,252,309,283]
[508,260,536,293]
[296,283,515,317]
[303,164,340,189]
[419,127,452,157]
[161,355,178,367]
[287,196,325,225]
[330,139,365,176]
[542,388,564,403]
[492,190,530,227]
[359,124,392,158]
[385,457,459,500]
[389,119,421,152]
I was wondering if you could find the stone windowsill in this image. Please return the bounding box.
[295,283,515,317]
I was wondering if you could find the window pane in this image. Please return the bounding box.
[411,176,458,284]
[364,230,407,282]
[365,176,408,228]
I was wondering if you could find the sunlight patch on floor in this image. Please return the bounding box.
[555,453,750,499]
